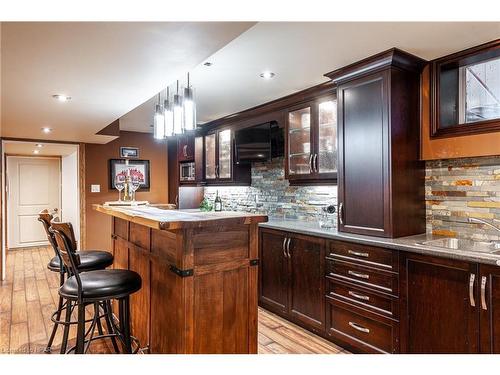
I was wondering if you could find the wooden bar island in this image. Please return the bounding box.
[94,205,268,354]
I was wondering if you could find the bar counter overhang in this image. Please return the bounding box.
[93,204,268,354]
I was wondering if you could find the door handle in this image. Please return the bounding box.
[348,270,369,280]
[348,321,370,334]
[286,238,292,258]
[469,273,476,307]
[339,203,344,225]
[313,153,318,173]
[481,276,487,310]
[308,154,313,173]
[183,145,188,157]
[282,238,287,258]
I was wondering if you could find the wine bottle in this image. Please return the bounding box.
[214,190,222,212]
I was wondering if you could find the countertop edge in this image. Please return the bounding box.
[259,221,500,266]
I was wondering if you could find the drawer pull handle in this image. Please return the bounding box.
[348,250,369,258]
[349,321,370,334]
[469,273,476,307]
[348,270,370,279]
[481,276,487,311]
[348,290,370,301]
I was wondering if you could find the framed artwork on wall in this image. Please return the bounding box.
[109,159,150,190]
[120,146,139,158]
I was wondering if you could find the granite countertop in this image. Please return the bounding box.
[259,218,500,266]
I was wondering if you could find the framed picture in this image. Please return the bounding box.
[109,159,150,190]
[120,146,139,158]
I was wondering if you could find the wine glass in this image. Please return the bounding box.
[129,175,141,202]
[115,175,125,202]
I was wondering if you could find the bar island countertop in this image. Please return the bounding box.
[94,204,267,354]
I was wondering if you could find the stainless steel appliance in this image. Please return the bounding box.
[180,162,195,181]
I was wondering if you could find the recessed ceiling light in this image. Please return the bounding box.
[52,94,71,102]
[33,149,40,154]
[35,143,44,148]
[203,62,213,67]
[41,127,52,133]
[259,71,276,80]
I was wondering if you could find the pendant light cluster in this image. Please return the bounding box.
[154,73,197,139]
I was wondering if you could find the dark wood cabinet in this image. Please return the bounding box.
[479,264,500,353]
[177,135,195,162]
[327,49,426,238]
[204,128,250,185]
[285,96,337,184]
[259,228,326,333]
[288,234,325,330]
[400,252,479,353]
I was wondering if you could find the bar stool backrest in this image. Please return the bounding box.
[38,209,58,255]
[50,221,82,280]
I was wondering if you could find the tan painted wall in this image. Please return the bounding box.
[421,65,500,160]
[84,131,168,252]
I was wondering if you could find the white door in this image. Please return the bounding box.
[7,156,61,249]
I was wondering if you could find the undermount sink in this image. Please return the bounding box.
[417,238,500,254]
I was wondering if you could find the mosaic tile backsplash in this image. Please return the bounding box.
[204,157,338,223]
[426,156,500,241]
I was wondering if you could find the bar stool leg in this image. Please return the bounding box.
[95,304,104,336]
[118,297,132,354]
[75,302,86,354]
[103,301,120,353]
[45,295,64,353]
[60,300,72,354]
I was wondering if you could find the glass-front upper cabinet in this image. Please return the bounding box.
[431,40,500,137]
[286,96,337,183]
[218,129,232,180]
[205,133,216,180]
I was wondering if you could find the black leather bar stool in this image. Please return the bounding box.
[51,220,142,354]
[38,209,115,353]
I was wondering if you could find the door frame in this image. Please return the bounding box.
[1,139,85,280]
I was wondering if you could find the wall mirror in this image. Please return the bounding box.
[431,39,500,138]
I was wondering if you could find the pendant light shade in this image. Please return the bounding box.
[173,80,184,135]
[163,87,174,137]
[153,93,165,140]
[183,73,196,132]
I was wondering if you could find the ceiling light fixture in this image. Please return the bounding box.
[203,62,213,67]
[163,87,174,138]
[183,73,196,132]
[35,143,44,148]
[52,94,71,102]
[153,92,165,140]
[259,71,276,80]
[173,80,184,135]
[41,127,52,133]
[33,149,40,154]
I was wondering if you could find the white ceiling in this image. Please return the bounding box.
[120,22,500,132]
[3,140,78,156]
[0,22,254,143]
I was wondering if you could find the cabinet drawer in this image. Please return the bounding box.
[326,259,398,296]
[326,278,398,319]
[327,240,397,270]
[326,299,398,353]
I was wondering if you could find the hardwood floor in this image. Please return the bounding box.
[0,246,348,354]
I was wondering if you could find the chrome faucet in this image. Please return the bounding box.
[468,217,500,234]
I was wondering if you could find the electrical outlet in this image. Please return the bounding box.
[91,184,100,193]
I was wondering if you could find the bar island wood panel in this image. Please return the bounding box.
[93,205,268,353]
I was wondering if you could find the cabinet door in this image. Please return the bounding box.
[337,71,390,236]
[205,133,217,180]
[259,230,289,314]
[217,129,232,180]
[288,234,325,331]
[316,98,338,179]
[479,265,500,353]
[178,135,194,162]
[400,253,479,353]
[286,105,313,180]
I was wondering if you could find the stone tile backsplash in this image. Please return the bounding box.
[203,157,337,223]
[426,156,500,241]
